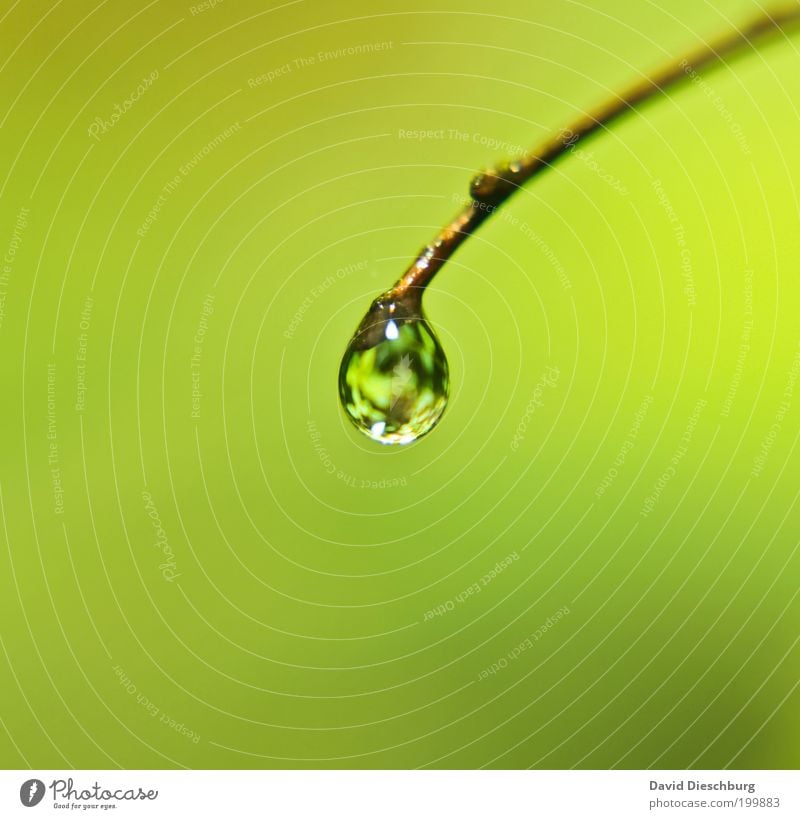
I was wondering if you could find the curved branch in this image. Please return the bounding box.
[389,4,800,301]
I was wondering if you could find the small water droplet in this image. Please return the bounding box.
[338,292,449,445]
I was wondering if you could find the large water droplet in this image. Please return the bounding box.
[338,292,449,445]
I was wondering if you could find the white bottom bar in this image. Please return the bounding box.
[1,770,797,817]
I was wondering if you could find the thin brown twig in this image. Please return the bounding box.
[388,4,800,302]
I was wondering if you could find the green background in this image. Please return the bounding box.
[1,0,799,769]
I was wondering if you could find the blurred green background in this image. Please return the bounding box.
[0,0,799,769]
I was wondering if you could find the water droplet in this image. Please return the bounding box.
[338,291,449,445]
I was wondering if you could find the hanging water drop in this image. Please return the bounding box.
[338,289,449,445]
